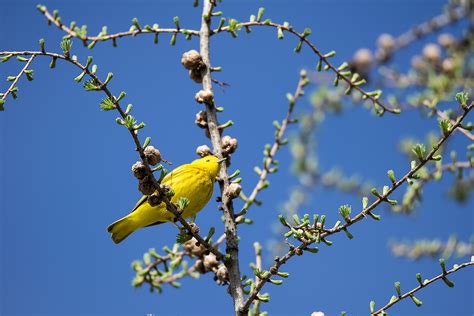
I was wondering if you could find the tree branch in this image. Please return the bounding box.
[36,5,199,47]
[240,102,473,312]
[371,259,474,315]
[436,109,474,141]
[198,1,245,314]
[237,71,308,218]
[213,20,399,115]
[0,50,223,261]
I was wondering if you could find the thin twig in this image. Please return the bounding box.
[198,1,245,314]
[436,109,474,141]
[237,73,307,218]
[213,21,399,114]
[383,6,466,58]
[38,6,199,46]
[1,55,35,104]
[251,242,263,315]
[240,103,473,312]
[372,259,474,315]
[0,50,224,260]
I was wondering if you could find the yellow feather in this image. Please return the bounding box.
[107,155,221,244]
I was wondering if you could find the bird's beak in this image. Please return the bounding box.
[217,157,227,164]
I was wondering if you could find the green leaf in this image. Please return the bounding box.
[83,78,101,91]
[292,214,300,225]
[49,57,57,68]
[123,115,136,129]
[104,72,113,85]
[294,41,303,53]
[74,71,86,82]
[276,271,289,278]
[439,258,447,273]
[204,227,215,243]
[116,91,126,102]
[394,281,401,296]
[132,17,141,30]
[170,33,177,45]
[367,211,381,220]
[410,295,423,307]
[387,169,396,184]
[362,196,368,208]
[60,38,73,55]
[338,204,352,220]
[177,196,190,210]
[439,119,451,136]
[277,27,284,40]
[39,38,45,52]
[173,16,180,29]
[442,276,455,287]
[176,231,191,244]
[125,104,133,114]
[455,91,469,107]
[1,54,13,62]
[257,7,265,22]
[323,50,336,58]
[100,97,115,111]
[278,214,288,227]
[416,273,423,286]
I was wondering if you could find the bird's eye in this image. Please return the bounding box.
[206,159,210,162]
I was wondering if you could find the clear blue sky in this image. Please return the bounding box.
[1,1,472,315]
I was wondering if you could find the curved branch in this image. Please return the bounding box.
[372,259,474,315]
[241,102,473,312]
[382,6,466,59]
[0,49,223,260]
[213,21,399,114]
[436,109,474,142]
[37,5,199,47]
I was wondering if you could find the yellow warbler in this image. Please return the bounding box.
[107,155,223,243]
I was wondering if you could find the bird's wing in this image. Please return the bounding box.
[130,195,148,213]
[129,164,205,214]
[161,164,205,187]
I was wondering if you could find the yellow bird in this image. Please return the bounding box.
[107,155,223,243]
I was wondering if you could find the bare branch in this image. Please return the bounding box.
[37,5,199,47]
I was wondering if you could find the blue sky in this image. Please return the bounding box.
[1,0,473,315]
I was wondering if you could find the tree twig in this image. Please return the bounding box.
[237,72,308,218]
[37,5,199,47]
[1,55,35,107]
[213,21,399,114]
[240,102,473,312]
[436,109,474,141]
[0,50,224,260]
[371,259,474,315]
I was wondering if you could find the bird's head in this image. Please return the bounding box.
[191,155,225,179]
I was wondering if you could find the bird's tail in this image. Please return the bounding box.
[107,216,137,244]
